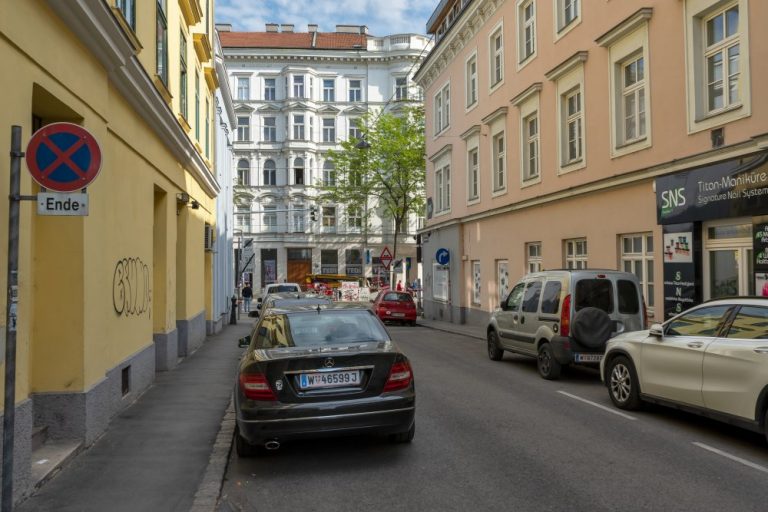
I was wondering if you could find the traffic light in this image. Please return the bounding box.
[310,206,318,222]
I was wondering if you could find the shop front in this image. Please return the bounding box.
[656,151,768,318]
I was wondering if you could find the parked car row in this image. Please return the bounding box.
[486,269,768,444]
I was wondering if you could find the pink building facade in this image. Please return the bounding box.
[415,0,768,326]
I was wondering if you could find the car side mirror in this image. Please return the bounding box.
[649,323,663,338]
[499,302,508,311]
[238,335,251,348]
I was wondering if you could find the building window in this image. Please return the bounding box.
[116,0,136,31]
[293,157,305,185]
[564,238,587,269]
[238,204,251,231]
[497,260,510,302]
[621,233,655,310]
[263,206,277,232]
[395,77,408,100]
[621,56,646,144]
[322,118,336,142]
[323,161,336,186]
[466,54,477,107]
[434,82,450,134]
[237,77,249,101]
[490,27,504,87]
[264,78,276,100]
[347,206,362,229]
[323,79,335,102]
[263,159,276,186]
[263,117,276,142]
[321,250,339,274]
[472,261,481,305]
[467,147,479,201]
[518,0,536,63]
[523,112,539,181]
[349,79,362,102]
[236,116,250,141]
[322,206,336,228]
[493,132,505,191]
[562,89,583,165]
[292,203,305,232]
[435,164,451,213]
[155,0,168,85]
[293,114,305,140]
[526,243,542,273]
[348,118,361,140]
[237,159,249,186]
[180,31,188,119]
[704,4,740,113]
[195,72,200,140]
[292,75,305,98]
[205,98,209,158]
[556,0,580,32]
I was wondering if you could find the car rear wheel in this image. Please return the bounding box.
[390,421,415,443]
[235,425,259,457]
[537,343,561,380]
[487,330,504,361]
[607,356,642,410]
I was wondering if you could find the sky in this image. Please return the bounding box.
[216,0,436,37]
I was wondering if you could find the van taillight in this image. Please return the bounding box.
[560,294,571,337]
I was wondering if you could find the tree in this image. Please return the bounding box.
[320,106,425,285]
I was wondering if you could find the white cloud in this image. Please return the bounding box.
[216,0,435,36]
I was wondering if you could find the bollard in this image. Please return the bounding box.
[230,295,238,325]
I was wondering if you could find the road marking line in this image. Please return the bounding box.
[557,391,637,420]
[692,442,768,474]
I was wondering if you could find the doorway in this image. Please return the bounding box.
[703,219,754,300]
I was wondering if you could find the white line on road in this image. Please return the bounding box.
[692,442,768,474]
[557,391,637,420]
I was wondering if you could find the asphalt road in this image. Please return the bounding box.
[218,325,768,512]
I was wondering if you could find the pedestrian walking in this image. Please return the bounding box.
[242,283,253,312]
[396,280,403,291]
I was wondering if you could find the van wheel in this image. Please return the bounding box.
[487,330,504,361]
[607,356,641,410]
[537,343,561,380]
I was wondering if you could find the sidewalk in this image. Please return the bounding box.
[417,317,486,341]
[17,319,254,512]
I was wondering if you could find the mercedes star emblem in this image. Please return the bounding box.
[323,357,335,368]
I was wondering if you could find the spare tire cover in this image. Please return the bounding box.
[570,307,613,349]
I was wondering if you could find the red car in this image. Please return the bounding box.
[372,290,417,326]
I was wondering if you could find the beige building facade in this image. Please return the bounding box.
[415,0,768,326]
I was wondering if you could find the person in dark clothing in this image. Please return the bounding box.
[241,283,253,312]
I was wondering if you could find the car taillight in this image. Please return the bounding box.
[383,361,412,393]
[560,294,571,337]
[239,373,277,401]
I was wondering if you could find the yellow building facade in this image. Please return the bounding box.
[0,0,219,501]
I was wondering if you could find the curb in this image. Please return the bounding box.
[190,397,236,512]
[416,321,485,341]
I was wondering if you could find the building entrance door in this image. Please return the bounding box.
[704,220,754,300]
[287,248,312,285]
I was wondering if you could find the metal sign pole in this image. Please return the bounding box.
[3,125,23,512]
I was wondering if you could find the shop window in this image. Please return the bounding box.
[620,233,654,310]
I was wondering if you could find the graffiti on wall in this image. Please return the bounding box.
[113,257,151,317]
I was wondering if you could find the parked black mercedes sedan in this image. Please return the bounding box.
[234,303,415,456]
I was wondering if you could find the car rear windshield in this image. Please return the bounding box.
[574,279,613,313]
[253,311,390,349]
[617,280,640,314]
[269,285,300,293]
[382,292,413,302]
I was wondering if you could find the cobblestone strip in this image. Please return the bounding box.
[189,397,236,512]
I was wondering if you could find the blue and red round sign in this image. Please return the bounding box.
[25,122,102,192]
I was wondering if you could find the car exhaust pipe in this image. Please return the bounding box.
[264,440,280,451]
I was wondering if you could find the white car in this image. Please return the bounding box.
[601,297,768,443]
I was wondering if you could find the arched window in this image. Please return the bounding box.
[323,160,335,187]
[263,159,276,186]
[294,157,305,185]
[237,159,249,186]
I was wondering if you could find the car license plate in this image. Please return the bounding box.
[299,371,361,389]
[574,353,603,363]
[391,312,405,317]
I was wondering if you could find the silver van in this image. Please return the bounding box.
[487,270,646,380]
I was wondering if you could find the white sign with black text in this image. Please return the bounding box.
[37,192,89,216]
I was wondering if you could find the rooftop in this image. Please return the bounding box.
[220,31,367,51]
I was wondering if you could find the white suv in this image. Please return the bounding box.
[602,297,768,443]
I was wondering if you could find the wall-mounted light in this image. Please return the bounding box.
[191,200,200,209]
[176,192,199,215]
[176,192,190,204]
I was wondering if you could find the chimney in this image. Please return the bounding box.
[265,23,279,32]
[215,23,232,32]
[281,24,294,33]
[308,24,318,33]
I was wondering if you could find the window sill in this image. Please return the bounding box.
[615,136,648,150]
[110,6,142,54]
[489,79,505,95]
[491,187,507,198]
[695,103,743,123]
[153,75,173,104]
[555,17,581,42]
[521,176,541,188]
[467,197,480,206]
[434,209,452,218]
[517,54,536,71]
[558,158,585,174]
[177,114,191,133]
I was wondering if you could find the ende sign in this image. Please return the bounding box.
[656,152,768,225]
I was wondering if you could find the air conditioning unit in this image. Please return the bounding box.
[204,223,214,251]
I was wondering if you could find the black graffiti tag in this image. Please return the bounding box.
[113,258,151,317]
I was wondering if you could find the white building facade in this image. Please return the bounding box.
[220,24,431,291]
